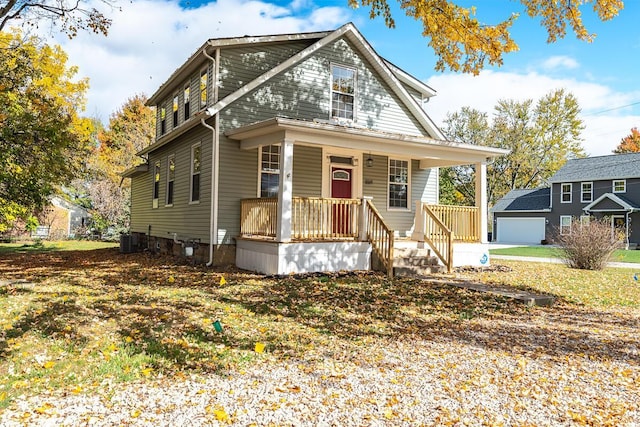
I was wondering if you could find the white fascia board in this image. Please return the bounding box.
[583,193,635,212]
[382,59,437,98]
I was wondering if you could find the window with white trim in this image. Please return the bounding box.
[561,183,572,203]
[581,182,592,203]
[613,179,626,193]
[153,160,160,209]
[388,159,409,209]
[331,65,355,120]
[190,143,201,203]
[200,68,208,109]
[172,94,179,128]
[580,215,590,229]
[560,215,572,235]
[160,107,166,135]
[184,85,190,121]
[260,145,280,198]
[166,155,175,206]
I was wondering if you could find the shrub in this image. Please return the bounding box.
[554,217,625,270]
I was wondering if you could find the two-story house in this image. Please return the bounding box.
[122,23,508,275]
[492,152,640,246]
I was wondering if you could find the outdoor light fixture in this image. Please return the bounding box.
[366,153,374,168]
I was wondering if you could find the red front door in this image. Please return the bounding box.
[331,167,352,235]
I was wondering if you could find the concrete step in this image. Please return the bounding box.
[394,264,446,277]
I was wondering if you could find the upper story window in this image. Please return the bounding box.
[331,65,356,120]
[561,183,572,203]
[160,107,166,135]
[172,94,179,128]
[388,159,409,209]
[166,155,175,206]
[260,145,280,198]
[184,85,191,121]
[153,160,161,209]
[613,179,626,193]
[581,182,592,203]
[190,143,201,203]
[200,68,208,109]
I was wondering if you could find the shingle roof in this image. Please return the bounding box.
[549,152,640,183]
[491,188,551,213]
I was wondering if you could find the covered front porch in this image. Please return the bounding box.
[227,117,507,276]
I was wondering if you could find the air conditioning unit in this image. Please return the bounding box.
[120,234,138,254]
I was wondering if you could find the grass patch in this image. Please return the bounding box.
[0,240,118,254]
[490,245,640,263]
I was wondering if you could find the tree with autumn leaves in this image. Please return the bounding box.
[613,128,640,154]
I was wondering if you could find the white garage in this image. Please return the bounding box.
[496,217,546,244]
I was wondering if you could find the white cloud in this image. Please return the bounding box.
[49,0,351,123]
[541,55,580,71]
[425,70,640,156]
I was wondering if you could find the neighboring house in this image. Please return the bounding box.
[123,23,507,275]
[34,196,91,239]
[492,152,640,246]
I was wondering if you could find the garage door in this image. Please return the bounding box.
[496,217,546,244]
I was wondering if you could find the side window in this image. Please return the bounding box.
[172,94,179,128]
[388,159,409,209]
[184,85,191,121]
[166,155,175,206]
[200,68,208,109]
[561,183,572,203]
[160,107,166,135]
[190,143,201,203]
[260,145,280,198]
[153,160,161,209]
[331,64,356,120]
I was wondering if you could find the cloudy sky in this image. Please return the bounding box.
[39,0,640,156]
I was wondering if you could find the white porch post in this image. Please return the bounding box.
[276,138,294,242]
[475,161,488,243]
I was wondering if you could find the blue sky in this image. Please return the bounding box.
[43,0,640,156]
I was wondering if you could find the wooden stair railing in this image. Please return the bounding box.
[415,202,453,273]
[364,199,394,277]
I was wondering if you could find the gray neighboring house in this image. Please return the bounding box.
[123,23,508,274]
[492,152,640,245]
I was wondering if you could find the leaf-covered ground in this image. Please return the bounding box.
[0,248,638,426]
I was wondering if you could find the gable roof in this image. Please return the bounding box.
[491,188,551,213]
[549,152,640,183]
[583,193,640,212]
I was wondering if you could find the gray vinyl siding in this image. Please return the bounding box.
[131,126,212,242]
[292,145,322,197]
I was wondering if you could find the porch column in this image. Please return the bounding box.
[276,138,294,242]
[475,161,488,243]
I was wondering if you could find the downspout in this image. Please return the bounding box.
[201,45,220,266]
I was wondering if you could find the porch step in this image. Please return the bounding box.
[393,247,446,276]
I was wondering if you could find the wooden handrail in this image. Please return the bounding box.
[364,199,394,277]
[240,198,277,237]
[427,204,480,242]
[292,197,360,240]
[418,203,453,273]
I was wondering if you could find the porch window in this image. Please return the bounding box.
[581,182,592,203]
[561,183,572,203]
[172,94,179,128]
[160,107,166,135]
[613,179,626,193]
[184,85,190,121]
[200,68,208,109]
[388,159,409,209]
[166,155,175,206]
[260,145,280,198]
[190,143,201,203]
[560,215,571,235]
[331,65,355,120]
[153,160,160,209]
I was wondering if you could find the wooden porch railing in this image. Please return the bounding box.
[414,202,454,272]
[427,204,480,242]
[364,199,394,277]
[240,197,277,237]
[292,197,360,240]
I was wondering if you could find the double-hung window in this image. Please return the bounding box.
[172,95,179,128]
[331,65,355,120]
[200,68,208,109]
[581,182,592,203]
[166,155,175,206]
[153,161,161,208]
[190,143,201,203]
[184,85,190,121]
[260,145,280,198]
[388,159,409,209]
[560,215,572,235]
[561,183,572,203]
[160,107,166,135]
[613,179,626,193]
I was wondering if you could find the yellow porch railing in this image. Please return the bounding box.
[240,198,277,237]
[415,202,454,272]
[364,199,394,277]
[427,204,480,242]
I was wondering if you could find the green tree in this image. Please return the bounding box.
[441,89,585,206]
[350,0,623,73]
[613,127,640,153]
[0,30,93,232]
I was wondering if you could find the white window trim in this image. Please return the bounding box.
[320,147,362,199]
[199,67,208,110]
[387,157,411,211]
[613,179,626,193]
[560,183,572,203]
[152,160,161,209]
[330,63,357,122]
[172,93,179,128]
[257,145,281,198]
[580,215,590,229]
[560,215,572,235]
[580,182,593,203]
[165,154,175,207]
[184,83,191,120]
[190,142,201,204]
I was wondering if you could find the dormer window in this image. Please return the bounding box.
[331,64,355,120]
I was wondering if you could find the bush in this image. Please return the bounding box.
[554,217,625,270]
